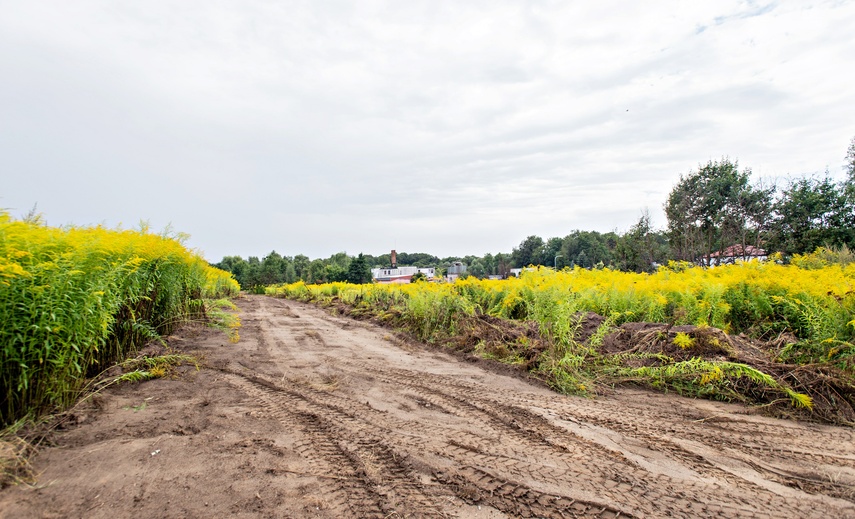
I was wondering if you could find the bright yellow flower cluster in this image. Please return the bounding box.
[0,211,239,425]
[270,262,847,411]
[270,260,855,345]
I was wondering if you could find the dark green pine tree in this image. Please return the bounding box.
[346,253,372,284]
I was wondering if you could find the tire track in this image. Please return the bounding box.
[332,362,833,517]
[223,368,643,518]
[223,370,449,517]
[234,296,855,517]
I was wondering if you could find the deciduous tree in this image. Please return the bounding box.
[767,175,854,255]
[665,159,771,264]
[511,235,545,267]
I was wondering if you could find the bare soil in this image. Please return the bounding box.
[2,295,854,518]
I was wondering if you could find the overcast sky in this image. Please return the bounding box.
[2,1,854,261]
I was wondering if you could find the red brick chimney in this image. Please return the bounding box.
[391,250,397,269]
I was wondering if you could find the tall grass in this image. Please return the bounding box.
[267,256,855,414]
[270,258,855,349]
[0,211,239,426]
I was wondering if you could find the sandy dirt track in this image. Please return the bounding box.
[2,294,855,518]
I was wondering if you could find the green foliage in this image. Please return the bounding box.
[846,135,855,181]
[791,245,855,269]
[346,253,372,284]
[614,211,669,273]
[511,235,546,268]
[673,332,695,349]
[205,299,241,343]
[115,370,152,384]
[562,230,620,269]
[0,212,235,426]
[665,158,773,263]
[767,175,855,255]
[603,358,812,409]
[218,250,374,287]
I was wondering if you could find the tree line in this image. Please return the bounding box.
[216,136,855,287]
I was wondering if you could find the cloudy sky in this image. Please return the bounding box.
[2,1,854,261]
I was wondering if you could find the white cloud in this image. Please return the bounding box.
[2,0,854,260]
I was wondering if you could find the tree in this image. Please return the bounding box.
[511,235,545,267]
[561,231,615,268]
[215,256,250,288]
[481,253,496,276]
[494,253,511,277]
[260,251,284,285]
[284,262,297,284]
[846,135,855,181]
[767,174,854,255]
[324,263,348,282]
[543,237,564,268]
[346,253,372,284]
[665,158,771,264]
[292,254,310,282]
[396,252,440,267]
[244,256,263,288]
[308,259,326,284]
[615,210,668,272]
[468,258,487,278]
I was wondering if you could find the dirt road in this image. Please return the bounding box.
[2,295,855,518]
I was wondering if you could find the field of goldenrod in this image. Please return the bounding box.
[270,257,855,422]
[0,212,239,426]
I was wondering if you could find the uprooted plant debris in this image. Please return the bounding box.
[317,297,855,426]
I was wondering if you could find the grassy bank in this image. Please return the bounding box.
[0,212,239,426]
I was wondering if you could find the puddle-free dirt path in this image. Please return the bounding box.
[3,295,854,518]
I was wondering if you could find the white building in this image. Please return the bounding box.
[371,266,436,284]
[446,261,467,282]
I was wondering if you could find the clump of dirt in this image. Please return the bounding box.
[450,313,547,368]
[598,321,855,424]
[575,312,606,343]
[601,323,737,361]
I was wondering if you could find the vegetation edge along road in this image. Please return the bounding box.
[0,211,240,429]
[268,255,855,426]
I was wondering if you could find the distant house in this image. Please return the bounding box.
[371,266,436,284]
[702,244,767,266]
[371,249,436,283]
[508,267,536,277]
[446,262,467,282]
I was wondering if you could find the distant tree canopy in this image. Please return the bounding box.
[501,225,668,273]
[766,174,855,255]
[665,158,773,264]
[511,235,545,268]
[847,136,855,181]
[215,136,855,287]
[614,211,669,272]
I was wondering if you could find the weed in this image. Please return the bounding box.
[0,434,36,488]
[268,260,852,418]
[122,401,148,412]
[0,211,239,426]
[674,332,695,349]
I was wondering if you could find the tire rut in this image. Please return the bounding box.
[223,369,449,518]
[230,296,855,517]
